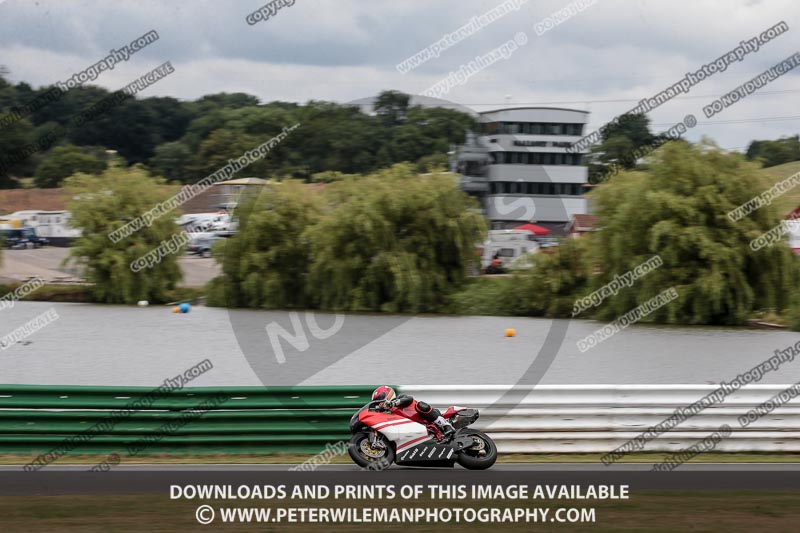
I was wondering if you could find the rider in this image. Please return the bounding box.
[371,386,455,439]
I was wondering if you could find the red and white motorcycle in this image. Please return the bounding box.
[348,400,497,470]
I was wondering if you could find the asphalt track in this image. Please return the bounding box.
[2,464,800,494]
[2,463,800,472]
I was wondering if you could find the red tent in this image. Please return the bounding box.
[513,223,551,235]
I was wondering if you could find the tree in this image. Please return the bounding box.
[64,166,184,304]
[207,165,486,312]
[34,145,107,188]
[449,238,591,317]
[374,90,410,127]
[0,73,36,187]
[78,99,160,164]
[589,113,655,183]
[404,105,475,150]
[306,165,486,312]
[588,140,799,325]
[416,153,448,173]
[0,79,477,185]
[0,117,35,188]
[509,238,591,317]
[206,181,320,308]
[388,124,428,163]
[149,141,193,183]
[187,128,264,179]
[295,102,380,176]
[746,136,800,168]
[191,93,260,113]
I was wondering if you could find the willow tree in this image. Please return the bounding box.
[306,165,486,313]
[206,181,320,308]
[588,140,799,325]
[65,167,184,304]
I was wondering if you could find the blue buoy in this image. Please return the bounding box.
[179,303,191,313]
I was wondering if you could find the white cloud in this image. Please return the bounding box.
[0,0,797,150]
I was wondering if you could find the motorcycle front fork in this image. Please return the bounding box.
[369,430,386,449]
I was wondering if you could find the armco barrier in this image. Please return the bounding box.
[398,385,800,453]
[0,385,381,456]
[3,384,800,457]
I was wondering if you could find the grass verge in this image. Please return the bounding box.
[1,491,799,531]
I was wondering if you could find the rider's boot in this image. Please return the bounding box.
[433,416,455,440]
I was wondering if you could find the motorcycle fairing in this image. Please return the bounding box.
[395,442,458,467]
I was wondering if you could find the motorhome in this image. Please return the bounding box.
[479,229,540,270]
[8,211,81,246]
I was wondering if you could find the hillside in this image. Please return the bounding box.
[756,160,800,216]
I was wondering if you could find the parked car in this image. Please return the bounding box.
[187,234,225,257]
[23,227,49,247]
[1,228,49,248]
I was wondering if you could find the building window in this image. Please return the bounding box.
[491,150,585,166]
[489,181,584,196]
[484,122,584,137]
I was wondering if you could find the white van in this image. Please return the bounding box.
[480,230,540,270]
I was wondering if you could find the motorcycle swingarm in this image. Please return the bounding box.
[452,434,481,451]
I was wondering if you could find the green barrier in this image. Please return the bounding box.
[0,385,376,410]
[0,385,388,458]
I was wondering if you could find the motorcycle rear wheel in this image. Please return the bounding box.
[348,431,395,470]
[456,430,498,470]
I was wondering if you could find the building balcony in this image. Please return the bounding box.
[459,175,489,193]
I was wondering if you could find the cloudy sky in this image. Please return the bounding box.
[0,0,798,151]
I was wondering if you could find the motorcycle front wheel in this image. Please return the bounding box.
[456,430,498,470]
[348,431,395,470]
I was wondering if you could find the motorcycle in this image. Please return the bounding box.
[347,400,498,470]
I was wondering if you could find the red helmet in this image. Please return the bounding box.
[372,386,396,402]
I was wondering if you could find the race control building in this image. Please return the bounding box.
[453,107,591,232]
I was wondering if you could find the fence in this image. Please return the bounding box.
[0,385,378,456]
[400,385,800,453]
[2,384,800,456]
